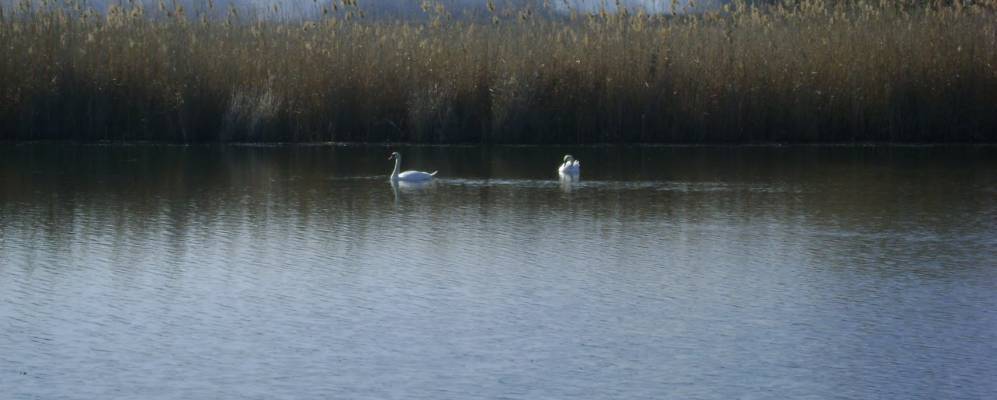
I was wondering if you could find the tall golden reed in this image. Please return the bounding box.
[1,0,995,142]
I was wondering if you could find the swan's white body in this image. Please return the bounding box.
[389,152,437,182]
[558,155,581,175]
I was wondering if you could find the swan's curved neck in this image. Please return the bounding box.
[391,155,401,180]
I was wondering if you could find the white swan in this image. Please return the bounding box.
[389,152,437,182]
[558,154,581,175]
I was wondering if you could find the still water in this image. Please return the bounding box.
[1,144,996,399]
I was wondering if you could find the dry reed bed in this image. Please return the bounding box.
[1,0,996,143]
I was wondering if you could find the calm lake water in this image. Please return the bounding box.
[1,144,996,399]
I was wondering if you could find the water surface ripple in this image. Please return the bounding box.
[1,144,996,399]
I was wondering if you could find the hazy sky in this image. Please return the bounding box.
[1,0,721,16]
[283,0,716,14]
[551,0,717,13]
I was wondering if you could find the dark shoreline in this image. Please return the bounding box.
[4,140,997,147]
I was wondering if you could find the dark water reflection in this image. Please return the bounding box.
[1,144,996,399]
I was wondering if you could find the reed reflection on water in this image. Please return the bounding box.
[1,144,996,399]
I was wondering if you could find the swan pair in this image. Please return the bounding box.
[387,152,581,181]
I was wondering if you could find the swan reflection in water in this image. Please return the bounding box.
[390,179,437,205]
[559,171,580,193]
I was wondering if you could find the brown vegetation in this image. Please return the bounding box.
[1,0,996,143]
